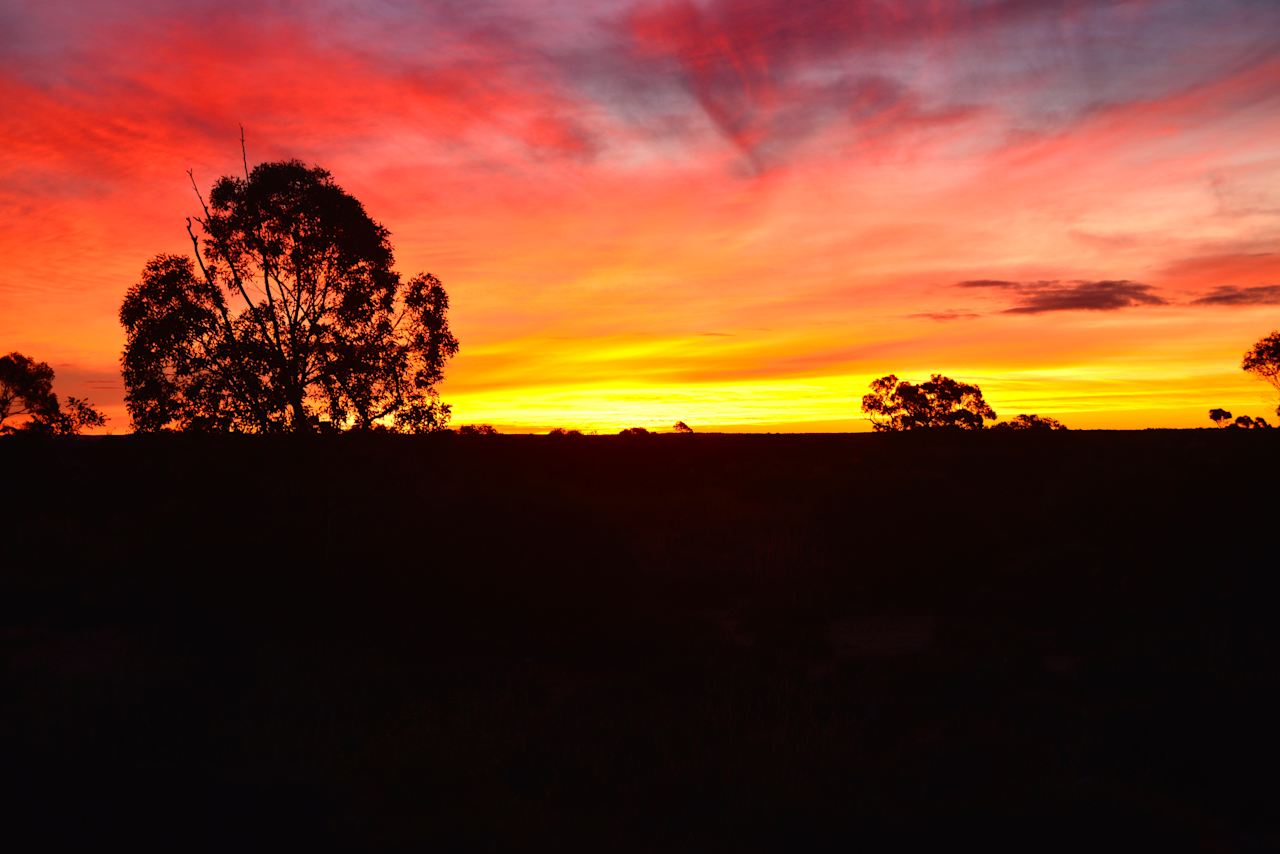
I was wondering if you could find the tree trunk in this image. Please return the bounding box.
[289,392,311,433]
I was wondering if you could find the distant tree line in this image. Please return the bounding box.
[1209,409,1270,429]
[0,352,105,435]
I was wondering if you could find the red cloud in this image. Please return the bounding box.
[0,8,600,194]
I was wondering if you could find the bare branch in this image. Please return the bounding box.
[240,125,250,180]
[187,168,213,221]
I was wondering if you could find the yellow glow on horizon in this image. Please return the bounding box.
[443,363,1278,434]
[445,376,863,433]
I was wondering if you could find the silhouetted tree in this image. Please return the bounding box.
[672,421,693,434]
[1209,408,1233,428]
[861,374,996,431]
[1232,415,1271,430]
[1242,331,1280,417]
[0,352,106,435]
[120,159,458,433]
[548,427,583,437]
[1,352,56,432]
[457,424,498,436]
[619,427,651,437]
[993,414,1067,431]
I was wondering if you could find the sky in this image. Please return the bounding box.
[3,0,1280,433]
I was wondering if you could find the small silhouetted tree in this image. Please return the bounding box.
[457,424,498,436]
[673,421,693,434]
[993,414,1067,431]
[50,398,107,436]
[619,427,651,437]
[1242,331,1280,417]
[120,158,458,433]
[1209,408,1233,428]
[861,374,996,431]
[0,352,106,435]
[1233,415,1271,430]
[548,427,582,437]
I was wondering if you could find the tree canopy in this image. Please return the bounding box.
[0,352,106,435]
[861,374,996,431]
[120,159,458,433]
[993,414,1067,431]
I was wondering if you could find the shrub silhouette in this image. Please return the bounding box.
[458,424,499,436]
[993,414,1067,431]
[619,427,651,437]
[672,421,693,434]
[120,158,458,433]
[0,352,106,435]
[861,374,996,431]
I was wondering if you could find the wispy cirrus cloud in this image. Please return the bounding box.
[909,309,980,322]
[619,0,1143,170]
[957,279,1020,289]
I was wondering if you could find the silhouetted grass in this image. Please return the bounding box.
[4,431,1278,850]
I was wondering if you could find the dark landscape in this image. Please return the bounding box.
[6,431,1278,850]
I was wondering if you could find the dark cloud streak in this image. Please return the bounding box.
[955,278,1167,313]
[1004,280,1167,314]
[1191,284,1280,305]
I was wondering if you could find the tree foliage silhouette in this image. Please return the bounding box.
[993,414,1067,431]
[861,374,996,431]
[1242,331,1280,417]
[1,352,106,435]
[1210,408,1271,429]
[120,159,458,433]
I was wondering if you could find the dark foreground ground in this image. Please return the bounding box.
[4,431,1279,850]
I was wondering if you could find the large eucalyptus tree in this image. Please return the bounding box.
[121,159,458,433]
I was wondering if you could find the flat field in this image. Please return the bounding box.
[5,431,1278,849]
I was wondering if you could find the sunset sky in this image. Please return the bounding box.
[3,0,1280,432]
